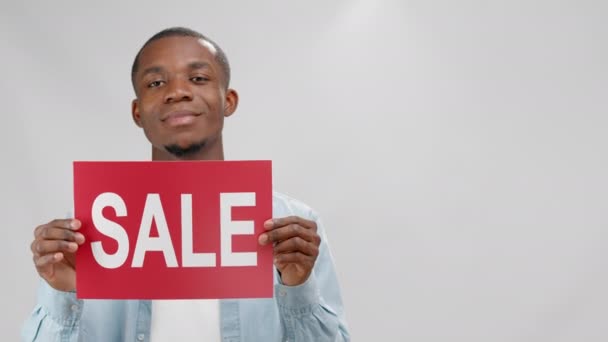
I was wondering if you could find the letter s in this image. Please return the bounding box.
[91,192,129,269]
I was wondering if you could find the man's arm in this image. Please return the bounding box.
[275,217,350,341]
[23,218,85,342]
[21,280,83,342]
[261,212,350,341]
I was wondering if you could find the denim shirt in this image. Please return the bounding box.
[22,192,350,342]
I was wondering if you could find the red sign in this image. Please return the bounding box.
[73,161,273,299]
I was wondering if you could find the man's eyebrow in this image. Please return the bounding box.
[188,61,212,70]
[140,66,164,79]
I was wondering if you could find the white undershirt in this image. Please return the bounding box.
[150,299,220,341]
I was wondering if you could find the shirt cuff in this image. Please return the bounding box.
[37,280,83,325]
[274,274,320,312]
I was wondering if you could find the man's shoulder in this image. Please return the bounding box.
[272,191,318,220]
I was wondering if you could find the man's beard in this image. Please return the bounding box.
[164,140,206,159]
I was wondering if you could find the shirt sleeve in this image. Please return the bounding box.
[21,280,83,342]
[275,216,351,342]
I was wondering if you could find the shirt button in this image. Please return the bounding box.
[279,290,287,296]
[137,333,145,341]
[70,304,79,312]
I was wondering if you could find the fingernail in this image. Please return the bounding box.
[74,233,85,244]
[71,220,81,230]
[258,234,268,245]
[263,219,274,229]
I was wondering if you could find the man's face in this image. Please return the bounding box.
[131,36,237,159]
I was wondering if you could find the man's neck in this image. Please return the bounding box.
[151,139,225,161]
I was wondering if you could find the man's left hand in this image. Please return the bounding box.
[258,216,320,286]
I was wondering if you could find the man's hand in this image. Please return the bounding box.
[258,216,321,286]
[30,219,85,292]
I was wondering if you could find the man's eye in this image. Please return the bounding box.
[148,80,164,88]
[191,76,209,83]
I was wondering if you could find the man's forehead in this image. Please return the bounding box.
[198,38,217,55]
[133,35,226,87]
[140,36,217,61]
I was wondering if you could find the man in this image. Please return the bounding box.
[22,27,349,341]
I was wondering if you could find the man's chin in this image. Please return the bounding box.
[164,140,206,159]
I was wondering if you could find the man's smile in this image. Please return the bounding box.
[161,110,201,127]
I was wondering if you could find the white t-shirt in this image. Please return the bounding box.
[150,299,220,341]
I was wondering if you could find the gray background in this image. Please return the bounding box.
[1,0,607,341]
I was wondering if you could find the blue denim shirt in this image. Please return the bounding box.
[22,192,350,341]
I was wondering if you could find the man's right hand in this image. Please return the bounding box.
[31,219,85,292]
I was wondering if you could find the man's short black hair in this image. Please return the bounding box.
[131,27,231,92]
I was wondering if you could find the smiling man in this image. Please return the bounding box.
[22,27,350,341]
[131,30,235,161]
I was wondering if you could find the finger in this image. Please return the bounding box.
[32,240,78,255]
[34,252,63,269]
[259,224,321,246]
[273,237,319,257]
[35,219,82,238]
[274,252,314,266]
[33,226,85,244]
[264,216,317,231]
[30,240,40,256]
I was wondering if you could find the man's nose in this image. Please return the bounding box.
[164,79,193,103]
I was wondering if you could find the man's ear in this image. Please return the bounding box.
[223,88,239,118]
[132,99,143,127]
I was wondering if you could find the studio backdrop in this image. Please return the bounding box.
[1,1,607,341]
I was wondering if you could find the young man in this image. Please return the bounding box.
[22,27,349,341]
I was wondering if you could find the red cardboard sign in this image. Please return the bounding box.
[73,161,273,299]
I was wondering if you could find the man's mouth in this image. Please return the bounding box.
[161,110,200,127]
